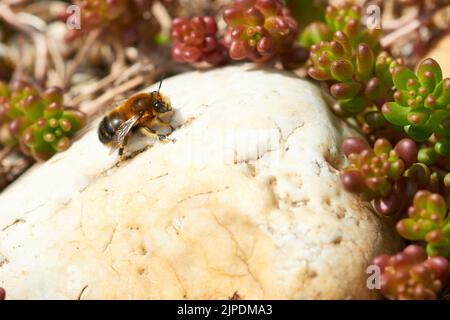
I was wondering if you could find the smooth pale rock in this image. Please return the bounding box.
[0,64,400,299]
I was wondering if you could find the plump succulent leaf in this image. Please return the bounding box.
[171,16,228,66]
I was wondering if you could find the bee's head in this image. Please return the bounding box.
[151,92,172,114]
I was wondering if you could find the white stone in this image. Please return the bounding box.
[0,64,400,299]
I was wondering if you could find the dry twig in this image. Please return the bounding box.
[63,28,102,89]
[0,3,48,84]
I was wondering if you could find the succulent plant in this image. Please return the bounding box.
[397,191,450,257]
[303,3,403,117]
[300,2,383,50]
[372,245,449,300]
[301,3,368,48]
[171,16,228,66]
[222,0,299,63]
[65,0,159,45]
[0,81,86,161]
[302,4,401,118]
[382,59,450,156]
[340,137,417,201]
[298,1,450,301]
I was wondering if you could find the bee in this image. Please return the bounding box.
[98,79,174,159]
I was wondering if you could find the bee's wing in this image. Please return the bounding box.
[109,114,141,154]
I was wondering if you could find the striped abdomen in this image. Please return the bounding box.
[98,112,124,144]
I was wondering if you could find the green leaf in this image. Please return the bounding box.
[22,96,45,122]
[417,59,443,93]
[44,103,64,119]
[397,219,427,240]
[339,96,368,114]
[435,140,450,156]
[427,241,450,258]
[418,147,438,165]
[330,82,362,100]
[382,102,410,126]
[330,59,354,82]
[356,44,374,81]
[392,67,418,91]
[436,78,450,107]
[407,109,430,126]
[405,124,433,142]
[429,109,450,137]
[61,110,85,135]
[375,52,395,86]
[365,77,386,101]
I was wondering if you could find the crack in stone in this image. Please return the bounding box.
[210,212,265,296]
[79,204,86,239]
[285,123,305,142]
[77,285,88,300]
[208,267,248,278]
[176,187,229,205]
[102,225,118,253]
[110,265,119,275]
[271,119,305,145]
[1,202,47,232]
[147,172,169,182]
[229,291,241,300]
[314,160,324,176]
[1,218,26,232]
[271,120,284,146]
[155,254,188,298]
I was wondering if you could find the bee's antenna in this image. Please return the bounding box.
[157,74,165,93]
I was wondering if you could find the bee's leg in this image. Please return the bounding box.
[139,127,159,140]
[118,145,125,161]
[119,145,150,162]
[139,126,174,143]
[118,137,128,161]
[152,119,175,142]
[157,132,175,143]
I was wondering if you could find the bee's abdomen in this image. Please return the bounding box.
[98,112,124,144]
[98,116,114,143]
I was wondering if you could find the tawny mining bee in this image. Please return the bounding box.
[98,80,174,158]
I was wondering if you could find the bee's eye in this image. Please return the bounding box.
[153,100,168,113]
